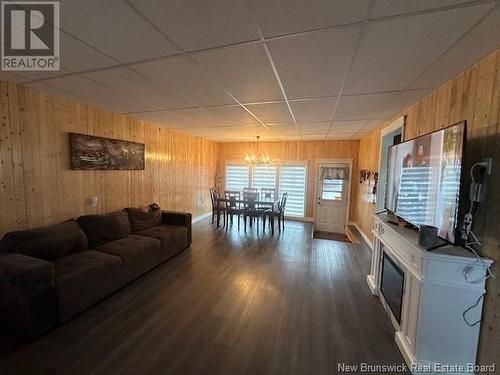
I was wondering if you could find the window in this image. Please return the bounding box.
[225,163,307,217]
[279,165,306,217]
[321,179,344,200]
[252,165,276,190]
[225,165,249,191]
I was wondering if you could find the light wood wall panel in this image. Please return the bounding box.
[218,140,359,218]
[403,49,500,367]
[352,48,500,367]
[350,130,381,241]
[0,80,218,237]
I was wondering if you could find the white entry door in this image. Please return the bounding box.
[314,163,349,233]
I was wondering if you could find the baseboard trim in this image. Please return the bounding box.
[286,216,314,222]
[348,221,373,249]
[193,212,212,224]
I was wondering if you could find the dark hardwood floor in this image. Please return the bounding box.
[0,219,406,374]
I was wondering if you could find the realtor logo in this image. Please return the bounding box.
[1,1,60,71]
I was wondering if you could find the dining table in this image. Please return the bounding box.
[215,196,280,233]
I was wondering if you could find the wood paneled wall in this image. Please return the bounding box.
[0,80,218,237]
[403,49,500,367]
[350,130,381,241]
[352,48,500,367]
[217,140,359,218]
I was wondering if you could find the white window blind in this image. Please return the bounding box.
[252,166,276,190]
[225,165,249,192]
[225,163,307,218]
[279,165,306,217]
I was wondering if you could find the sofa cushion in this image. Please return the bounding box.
[78,210,131,248]
[134,224,187,248]
[93,235,162,277]
[126,207,161,231]
[53,250,122,322]
[1,221,88,261]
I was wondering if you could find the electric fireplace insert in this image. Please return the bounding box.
[380,249,405,325]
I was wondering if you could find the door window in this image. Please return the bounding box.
[321,179,344,200]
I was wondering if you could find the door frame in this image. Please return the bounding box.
[376,116,404,211]
[313,158,353,232]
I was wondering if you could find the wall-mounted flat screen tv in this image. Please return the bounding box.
[385,121,466,244]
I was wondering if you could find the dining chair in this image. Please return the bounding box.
[266,192,288,234]
[243,187,259,194]
[224,191,244,230]
[260,188,276,213]
[243,191,266,233]
[260,188,276,202]
[209,187,226,226]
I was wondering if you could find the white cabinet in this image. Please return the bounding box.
[367,214,493,375]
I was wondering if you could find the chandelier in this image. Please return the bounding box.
[245,136,271,165]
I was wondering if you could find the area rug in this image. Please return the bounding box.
[313,231,352,243]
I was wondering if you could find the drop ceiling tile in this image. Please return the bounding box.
[265,123,296,130]
[334,92,400,121]
[389,89,433,112]
[130,110,197,128]
[0,50,69,81]
[245,102,293,124]
[192,44,283,103]
[344,3,495,94]
[185,125,269,141]
[359,119,387,133]
[26,76,161,114]
[235,124,267,132]
[289,97,337,122]
[251,0,371,37]
[300,135,325,140]
[207,105,261,126]
[12,4,118,72]
[169,107,231,127]
[0,71,30,83]
[60,32,118,72]
[84,67,190,110]
[132,56,235,107]
[253,135,278,142]
[270,127,301,136]
[60,0,180,63]
[330,120,367,132]
[267,26,361,99]
[12,69,70,81]
[410,7,500,89]
[129,0,260,51]
[299,126,329,137]
[243,128,272,137]
[370,0,471,18]
[297,122,330,135]
[181,127,226,135]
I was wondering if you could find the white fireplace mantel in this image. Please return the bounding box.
[367,214,493,375]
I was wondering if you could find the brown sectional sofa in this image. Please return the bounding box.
[0,208,191,339]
